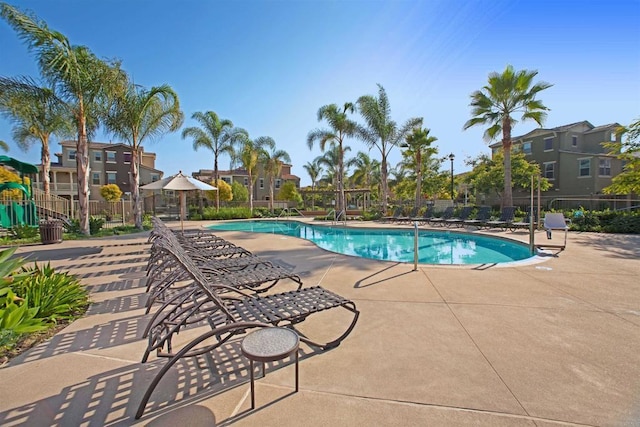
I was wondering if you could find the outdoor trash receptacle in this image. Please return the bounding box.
[39,219,63,244]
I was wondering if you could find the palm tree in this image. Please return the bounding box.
[181,111,247,210]
[307,103,357,217]
[463,65,552,208]
[104,82,183,229]
[356,84,422,214]
[235,135,272,212]
[402,127,438,209]
[261,145,291,212]
[303,158,323,192]
[1,3,126,235]
[350,151,380,193]
[0,76,71,198]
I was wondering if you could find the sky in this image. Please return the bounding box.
[1,0,639,186]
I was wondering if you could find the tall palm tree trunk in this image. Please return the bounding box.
[131,147,142,229]
[248,173,254,212]
[269,176,275,212]
[380,153,389,214]
[76,103,90,235]
[41,138,51,198]
[415,151,422,209]
[214,157,219,211]
[502,117,513,209]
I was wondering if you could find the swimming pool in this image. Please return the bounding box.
[206,220,534,265]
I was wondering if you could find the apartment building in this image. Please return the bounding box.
[193,163,300,202]
[489,121,624,198]
[34,141,163,201]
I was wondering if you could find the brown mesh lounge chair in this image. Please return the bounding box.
[411,205,434,224]
[136,235,359,419]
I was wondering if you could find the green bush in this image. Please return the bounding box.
[201,207,252,220]
[565,209,640,233]
[13,263,88,321]
[252,207,275,218]
[11,224,39,239]
[0,288,47,335]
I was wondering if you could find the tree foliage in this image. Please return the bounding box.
[231,180,248,202]
[464,150,551,201]
[277,181,302,205]
[99,184,122,202]
[603,118,640,195]
[207,179,231,203]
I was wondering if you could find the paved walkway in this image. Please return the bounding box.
[1,221,639,426]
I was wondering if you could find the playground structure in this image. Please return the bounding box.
[0,155,39,229]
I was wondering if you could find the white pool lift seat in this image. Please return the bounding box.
[537,213,570,254]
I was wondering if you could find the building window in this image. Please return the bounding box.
[106,172,117,184]
[93,151,102,161]
[68,150,76,161]
[544,137,553,151]
[151,174,159,182]
[92,172,101,185]
[543,162,555,180]
[244,177,248,186]
[572,135,578,147]
[610,132,616,142]
[522,141,532,154]
[123,152,132,163]
[106,151,116,163]
[221,177,231,184]
[259,178,264,189]
[275,179,281,189]
[578,158,591,177]
[599,158,611,176]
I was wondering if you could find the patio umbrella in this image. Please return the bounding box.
[141,171,217,231]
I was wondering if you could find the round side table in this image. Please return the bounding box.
[241,327,300,409]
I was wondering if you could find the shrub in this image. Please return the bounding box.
[231,181,248,202]
[13,263,88,321]
[11,224,39,239]
[201,207,252,220]
[90,216,105,234]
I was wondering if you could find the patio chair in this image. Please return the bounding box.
[444,206,473,228]
[536,213,570,253]
[462,206,491,228]
[396,206,419,224]
[484,206,516,230]
[136,238,359,419]
[429,206,455,226]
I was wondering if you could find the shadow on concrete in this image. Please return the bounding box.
[572,233,640,260]
[16,246,103,262]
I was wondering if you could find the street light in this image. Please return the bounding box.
[448,153,455,202]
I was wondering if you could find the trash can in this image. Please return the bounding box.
[39,219,63,244]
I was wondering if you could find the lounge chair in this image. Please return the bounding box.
[462,206,491,228]
[536,213,570,253]
[136,235,359,419]
[484,206,516,230]
[509,208,537,231]
[381,206,403,222]
[429,206,454,226]
[444,206,473,228]
[411,206,435,225]
[397,206,419,224]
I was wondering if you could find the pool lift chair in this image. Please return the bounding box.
[536,213,570,254]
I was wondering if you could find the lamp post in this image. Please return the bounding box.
[448,153,455,202]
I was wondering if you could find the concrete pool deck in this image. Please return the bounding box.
[1,220,639,426]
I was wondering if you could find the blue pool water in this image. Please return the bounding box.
[207,220,533,265]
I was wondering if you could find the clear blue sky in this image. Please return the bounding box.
[2,0,639,186]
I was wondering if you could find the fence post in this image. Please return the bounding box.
[122,199,126,226]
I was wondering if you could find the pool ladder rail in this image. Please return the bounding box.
[276,208,305,221]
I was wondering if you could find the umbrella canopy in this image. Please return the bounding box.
[141,171,216,231]
[140,171,216,191]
